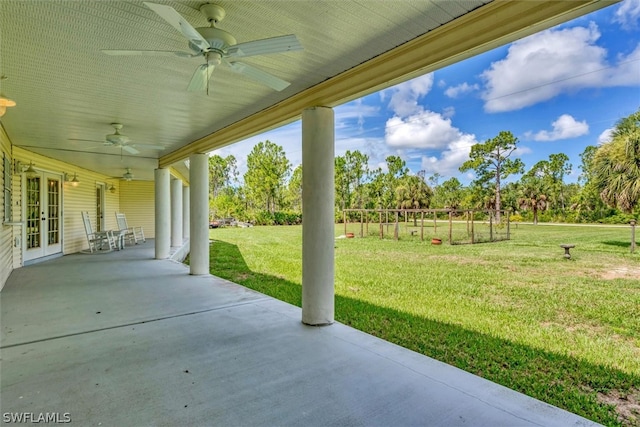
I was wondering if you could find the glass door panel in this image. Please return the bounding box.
[24,172,62,261]
[26,176,41,250]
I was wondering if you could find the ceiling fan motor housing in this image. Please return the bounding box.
[192,27,237,53]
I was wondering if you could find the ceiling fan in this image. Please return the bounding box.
[122,168,135,181]
[69,123,164,155]
[102,2,303,92]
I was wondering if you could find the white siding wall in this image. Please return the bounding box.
[0,127,14,291]
[119,180,155,238]
[1,144,156,291]
[12,147,124,255]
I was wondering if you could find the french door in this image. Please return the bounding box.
[24,172,62,262]
[96,183,105,231]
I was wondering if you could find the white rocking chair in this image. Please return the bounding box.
[115,212,145,246]
[82,211,115,252]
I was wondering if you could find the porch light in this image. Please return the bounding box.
[108,183,116,193]
[64,172,80,187]
[24,162,38,178]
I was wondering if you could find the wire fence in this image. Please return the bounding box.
[341,209,511,244]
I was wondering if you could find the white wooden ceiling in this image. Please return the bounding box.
[0,1,615,181]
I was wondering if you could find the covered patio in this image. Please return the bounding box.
[1,241,597,426]
[0,1,620,424]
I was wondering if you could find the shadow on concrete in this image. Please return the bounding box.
[209,239,639,426]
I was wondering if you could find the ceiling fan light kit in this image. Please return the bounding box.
[106,123,130,145]
[123,168,134,181]
[103,2,303,92]
[0,75,16,117]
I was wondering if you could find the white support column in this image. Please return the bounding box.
[189,153,209,275]
[154,168,171,259]
[171,178,183,247]
[183,186,190,239]
[301,106,335,326]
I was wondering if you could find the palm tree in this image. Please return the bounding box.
[395,175,433,225]
[592,110,640,213]
[518,175,548,225]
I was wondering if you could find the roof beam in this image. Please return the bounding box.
[160,0,617,168]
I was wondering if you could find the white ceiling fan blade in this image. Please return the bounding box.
[143,2,210,51]
[122,145,140,155]
[187,63,216,92]
[227,35,303,58]
[102,50,195,58]
[228,62,290,91]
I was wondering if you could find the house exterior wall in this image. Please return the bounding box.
[119,180,155,238]
[1,144,155,291]
[1,127,14,291]
[12,147,123,256]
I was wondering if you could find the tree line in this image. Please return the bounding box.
[209,109,639,225]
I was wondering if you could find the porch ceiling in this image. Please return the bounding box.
[0,1,616,181]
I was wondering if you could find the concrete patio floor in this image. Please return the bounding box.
[1,240,598,426]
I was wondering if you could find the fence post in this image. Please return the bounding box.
[365,211,369,236]
[434,211,437,233]
[394,211,399,241]
[471,211,475,244]
[506,210,511,240]
[420,211,424,241]
[379,211,383,239]
[448,210,453,244]
[466,211,470,235]
[360,211,364,237]
[631,220,637,253]
[386,211,389,234]
[343,210,347,236]
[489,213,494,242]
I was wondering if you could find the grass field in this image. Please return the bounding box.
[208,222,640,426]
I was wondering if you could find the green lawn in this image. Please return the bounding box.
[208,222,640,426]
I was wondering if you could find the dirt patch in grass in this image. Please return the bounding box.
[234,272,252,281]
[597,388,640,426]
[601,266,640,280]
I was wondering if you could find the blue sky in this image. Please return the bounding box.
[214,0,640,185]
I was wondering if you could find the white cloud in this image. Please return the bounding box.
[444,82,479,98]
[442,106,455,119]
[386,73,434,117]
[598,128,614,144]
[514,145,533,156]
[335,99,380,133]
[480,22,640,112]
[385,110,461,149]
[613,42,640,85]
[382,107,478,177]
[615,0,640,30]
[420,134,477,177]
[529,114,589,141]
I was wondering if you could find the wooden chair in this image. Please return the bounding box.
[115,212,145,246]
[82,211,115,252]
